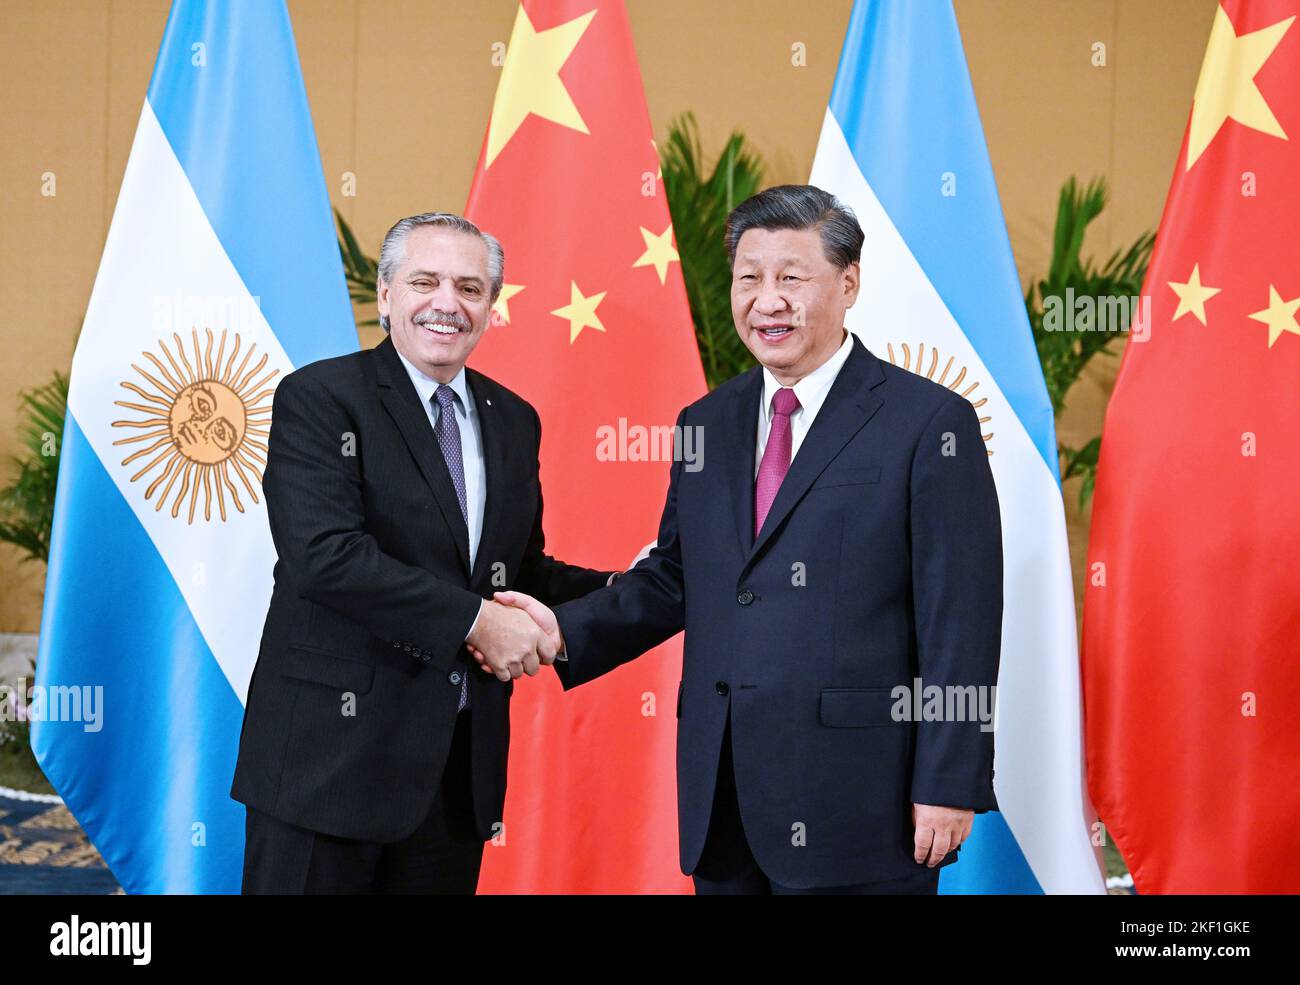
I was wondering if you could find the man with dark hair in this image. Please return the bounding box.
[484,184,1004,894]
[232,212,615,893]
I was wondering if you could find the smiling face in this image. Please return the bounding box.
[730,226,859,385]
[170,381,245,463]
[378,225,494,382]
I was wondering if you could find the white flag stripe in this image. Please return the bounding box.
[69,101,294,705]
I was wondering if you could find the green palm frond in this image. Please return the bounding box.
[1024,176,1155,507]
[335,208,380,326]
[659,112,765,389]
[1026,176,1155,415]
[0,371,68,564]
[1060,435,1102,512]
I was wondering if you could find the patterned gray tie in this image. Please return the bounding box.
[432,385,470,711]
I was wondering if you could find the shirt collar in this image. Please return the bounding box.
[761,330,854,422]
[393,343,471,414]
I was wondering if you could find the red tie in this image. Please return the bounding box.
[755,387,799,536]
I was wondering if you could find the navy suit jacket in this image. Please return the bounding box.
[554,335,1003,889]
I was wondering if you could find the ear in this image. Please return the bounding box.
[376,277,390,321]
[842,261,861,309]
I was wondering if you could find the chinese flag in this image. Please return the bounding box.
[1083,0,1300,893]
[464,0,705,892]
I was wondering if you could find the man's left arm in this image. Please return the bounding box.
[513,406,616,604]
[908,395,1003,814]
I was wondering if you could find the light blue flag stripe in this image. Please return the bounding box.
[828,0,1059,480]
[941,808,1042,895]
[34,419,247,894]
[146,0,354,370]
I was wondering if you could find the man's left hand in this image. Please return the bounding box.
[912,803,974,867]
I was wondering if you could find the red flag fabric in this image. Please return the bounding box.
[1083,0,1300,893]
[464,0,705,892]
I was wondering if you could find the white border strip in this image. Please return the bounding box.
[0,785,64,804]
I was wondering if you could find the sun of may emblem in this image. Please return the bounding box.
[111,329,277,523]
[884,342,994,455]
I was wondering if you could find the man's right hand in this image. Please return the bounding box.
[493,591,563,653]
[465,600,557,682]
[467,591,564,676]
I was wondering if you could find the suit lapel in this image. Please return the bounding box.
[373,336,471,575]
[746,337,886,567]
[466,369,506,590]
[720,369,763,557]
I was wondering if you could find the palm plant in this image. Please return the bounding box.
[0,372,67,793]
[336,207,380,328]
[658,112,765,389]
[1025,176,1154,507]
[0,371,68,564]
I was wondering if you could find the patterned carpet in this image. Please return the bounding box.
[0,784,1131,895]
[0,789,121,894]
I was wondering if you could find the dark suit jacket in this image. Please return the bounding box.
[230,335,611,844]
[554,335,1003,889]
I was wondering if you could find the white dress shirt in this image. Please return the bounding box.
[394,348,488,638]
[755,330,854,476]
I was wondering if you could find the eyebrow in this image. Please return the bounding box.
[735,255,812,267]
[405,269,487,285]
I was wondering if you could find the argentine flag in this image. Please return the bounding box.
[31,0,356,893]
[811,0,1105,893]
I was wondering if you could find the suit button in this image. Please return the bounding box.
[392,640,402,649]
[449,670,463,685]
[737,590,754,605]
[715,681,729,696]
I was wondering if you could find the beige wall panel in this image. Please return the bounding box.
[0,0,1221,630]
[0,0,113,628]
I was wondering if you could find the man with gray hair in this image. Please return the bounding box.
[232,211,615,893]
[487,185,1004,894]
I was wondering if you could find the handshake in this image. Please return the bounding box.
[464,541,654,681]
[464,592,562,682]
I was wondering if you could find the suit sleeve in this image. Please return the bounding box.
[552,406,689,688]
[514,405,616,604]
[907,395,1003,813]
[263,371,482,673]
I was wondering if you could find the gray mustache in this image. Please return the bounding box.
[414,311,471,332]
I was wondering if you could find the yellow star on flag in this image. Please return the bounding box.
[491,284,525,324]
[1247,285,1300,348]
[551,281,607,343]
[1168,263,1221,325]
[484,6,598,169]
[1185,6,1294,171]
[632,223,680,285]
